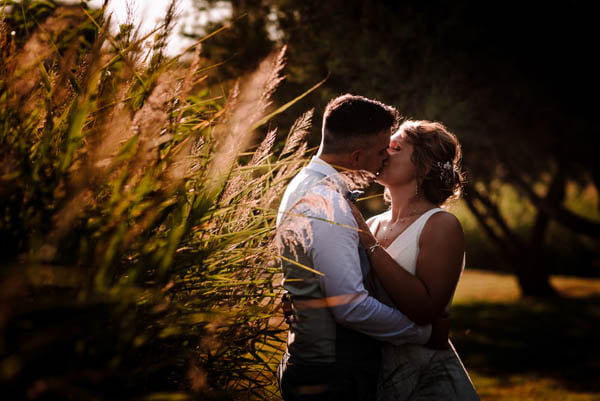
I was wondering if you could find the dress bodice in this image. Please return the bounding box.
[368,208,445,276]
[367,209,480,401]
[367,208,464,312]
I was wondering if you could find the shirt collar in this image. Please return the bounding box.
[305,156,351,193]
[306,156,338,176]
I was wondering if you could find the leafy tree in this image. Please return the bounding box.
[186,0,599,296]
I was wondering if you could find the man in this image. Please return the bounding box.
[276,94,432,401]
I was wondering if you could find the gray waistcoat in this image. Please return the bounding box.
[277,165,381,368]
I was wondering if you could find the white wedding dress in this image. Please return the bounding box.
[367,208,480,401]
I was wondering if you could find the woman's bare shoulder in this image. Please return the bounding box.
[422,209,464,239]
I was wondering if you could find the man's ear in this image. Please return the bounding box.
[349,148,362,168]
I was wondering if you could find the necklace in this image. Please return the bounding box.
[380,206,431,247]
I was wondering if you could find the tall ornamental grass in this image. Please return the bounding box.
[0,1,313,399]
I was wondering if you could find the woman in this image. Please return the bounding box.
[349,120,480,401]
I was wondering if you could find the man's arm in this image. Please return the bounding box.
[307,188,431,346]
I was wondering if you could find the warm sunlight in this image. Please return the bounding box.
[2,2,598,400]
[65,0,231,55]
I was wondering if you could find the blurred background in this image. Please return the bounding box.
[1,0,599,400]
[192,0,600,283]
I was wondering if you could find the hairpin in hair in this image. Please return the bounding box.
[436,161,458,184]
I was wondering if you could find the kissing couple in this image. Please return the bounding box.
[275,94,481,401]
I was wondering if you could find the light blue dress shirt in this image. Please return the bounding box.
[276,156,431,363]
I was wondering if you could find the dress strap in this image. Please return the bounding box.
[414,208,446,241]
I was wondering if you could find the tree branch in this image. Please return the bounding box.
[504,167,600,238]
[464,182,526,252]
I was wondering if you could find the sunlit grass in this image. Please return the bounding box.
[0,1,315,399]
[262,269,600,401]
[469,372,600,401]
[450,269,600,401]
[454,269,600,304]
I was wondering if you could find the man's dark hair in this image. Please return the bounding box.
[321,94,400,153]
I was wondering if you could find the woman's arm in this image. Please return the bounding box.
[350,202,464,324]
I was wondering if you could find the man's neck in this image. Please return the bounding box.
[316,152,352,172]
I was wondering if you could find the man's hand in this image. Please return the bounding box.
[425,314,450,350]
[346,200,378,249]
[281,292,295,325]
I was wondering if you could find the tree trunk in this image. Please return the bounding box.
[515,209,558,297]
[502,158,600,237]
[463,180,559,298]
[514,170,566,297]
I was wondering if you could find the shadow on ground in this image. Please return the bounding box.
[450,296,600,393]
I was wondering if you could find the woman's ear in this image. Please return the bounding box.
[423,164,432,176]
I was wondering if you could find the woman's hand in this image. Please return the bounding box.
[425,314,450,350]
[346,200,378,249]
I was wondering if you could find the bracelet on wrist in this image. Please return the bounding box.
[367,241,382,255]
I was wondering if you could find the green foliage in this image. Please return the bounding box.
[1,2,311,399]
[1,1,58,46]
[450,182,600,276]
[190,1,600,292]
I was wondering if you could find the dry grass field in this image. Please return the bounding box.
[454,269,600,303]
[450,269,600,401]
[265,269,600,400]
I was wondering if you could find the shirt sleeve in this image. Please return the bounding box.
[307,187,431,345]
